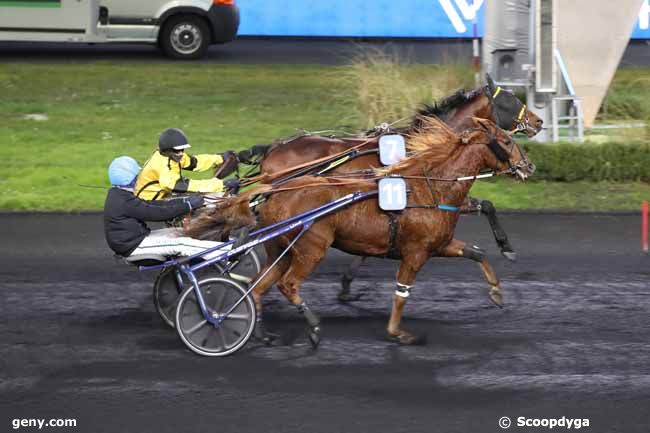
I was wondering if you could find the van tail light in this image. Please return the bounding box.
[214,0,234,4]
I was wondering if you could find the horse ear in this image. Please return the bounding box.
[485,73,496,93]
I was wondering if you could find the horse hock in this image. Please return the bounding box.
[338,256,366,302]
[457,243,503,307]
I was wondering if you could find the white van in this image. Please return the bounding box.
[0,0,239,59]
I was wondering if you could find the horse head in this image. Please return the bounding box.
[184,185,271,241]
[485,73,543,137]
[461,118,536,181]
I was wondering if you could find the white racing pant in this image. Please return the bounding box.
[129,228,230,261]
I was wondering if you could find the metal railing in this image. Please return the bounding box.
[552,49,584,142]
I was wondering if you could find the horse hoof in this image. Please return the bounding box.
[254,325,279,346]
[386,330,425,345]
[337,292,363,303]
[501,250,517,262]
[340,275,352,292]
[489,287,504,308]
[307,326,321,349]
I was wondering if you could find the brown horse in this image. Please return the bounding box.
[252,77,540,176]
[193,117,535,346]
[240,77,542,301]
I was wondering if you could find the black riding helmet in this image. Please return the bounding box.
[159,128,191,153]
[159,128,191,162]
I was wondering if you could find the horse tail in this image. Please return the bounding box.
[184,185,272,241]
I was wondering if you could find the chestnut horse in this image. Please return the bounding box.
[192,117,535,346]
[238,76,542,301]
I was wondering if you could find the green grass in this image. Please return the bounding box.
[0,63,356,210]
[601,68,650,122]
[1,63,649,211]
[471,179,649,211]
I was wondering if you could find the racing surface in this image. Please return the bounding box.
[1,212,649,432]
[1,38,649,66]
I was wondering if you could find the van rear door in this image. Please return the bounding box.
[0,0,98,41]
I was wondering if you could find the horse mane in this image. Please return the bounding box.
[379,116,461,175]
[413,87,484,125]
[184,185,272,241]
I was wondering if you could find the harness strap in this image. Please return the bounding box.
[406,204,460,211]
[241,139,375,186]
[316,154,352,175]
[493,86,502,98]
[136,180,160,198]
[518,105,527,121]
[487,137,511,162]
[386,211,400,259]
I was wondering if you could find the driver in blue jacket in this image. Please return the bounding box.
[103,156,229,259]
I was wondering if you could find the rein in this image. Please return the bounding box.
[239,138,376,187]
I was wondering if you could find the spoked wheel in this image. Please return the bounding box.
[153,262,223,328]
[175,277,256,357]
[221,249,261,285]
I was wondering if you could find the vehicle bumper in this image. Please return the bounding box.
[207,4,239,43]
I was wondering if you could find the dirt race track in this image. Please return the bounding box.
[1,212,649,433]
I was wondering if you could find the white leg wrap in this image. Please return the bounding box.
[395,283,412,298]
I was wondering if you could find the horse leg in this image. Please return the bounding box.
[277,278,322,348]
[386,250,430,345]
[275,235,332,348]
[251,242,291,344]
[439,239,504,307]
[464,197,516,262]
[338,256,367,303]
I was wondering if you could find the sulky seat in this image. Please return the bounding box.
[116,253,168,267]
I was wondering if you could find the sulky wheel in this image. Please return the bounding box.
[153,262,223,329]
[221,249,261,285]
[175,277,256,357]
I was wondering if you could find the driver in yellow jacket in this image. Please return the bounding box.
[135,128,239,200]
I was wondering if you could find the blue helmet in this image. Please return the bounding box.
[108,156,141,187]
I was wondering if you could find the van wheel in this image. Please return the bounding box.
[160,15,210,60]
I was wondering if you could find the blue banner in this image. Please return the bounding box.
[238,0,485,38]
[632,0,650,38]
[238,0,649,39]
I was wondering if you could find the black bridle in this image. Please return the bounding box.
[470,125,531,177]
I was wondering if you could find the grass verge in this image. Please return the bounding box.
[1,62,648,211]
[470,179,649,211]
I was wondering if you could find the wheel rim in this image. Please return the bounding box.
[176,278,255,356]
[170,23,203,55]
[154,263,224,328]
[153,269,184,328]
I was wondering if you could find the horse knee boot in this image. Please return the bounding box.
[480,200,516,260]
[297,302,321,348]
[462,244,486,262]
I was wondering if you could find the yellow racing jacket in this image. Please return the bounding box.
[135,151,224,200]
